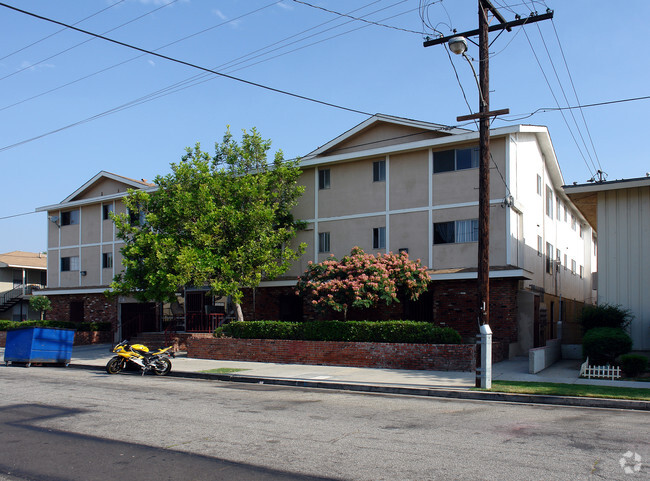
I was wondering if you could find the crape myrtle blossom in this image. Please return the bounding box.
[296,246,429,321]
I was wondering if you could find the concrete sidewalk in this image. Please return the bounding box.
[2,344,648,410]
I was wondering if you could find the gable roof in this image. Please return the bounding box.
[61,171,155,203]
[0,251,47,270]
[36,171,157,213]
[304,113,470,159]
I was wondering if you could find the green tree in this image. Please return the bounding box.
[29,295,52,321]
[296,247,430,321]
[109,127,305,321]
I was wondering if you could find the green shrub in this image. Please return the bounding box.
[582,327,632,365]
[216,320,462,344]
[579,303,633,331]
[619,354,648,378]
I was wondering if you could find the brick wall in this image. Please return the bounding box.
[187,337,476,371]
[48,293,119,333]
[432,278,519,344]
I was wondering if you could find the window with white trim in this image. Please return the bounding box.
[61,256,80,272]
[318,232,330,253]
[318,169,330,190]
[556,197,561,219]
[579,265,584,279]
[433,148,479,173]
[373,160,386,182]
[61,210,80,226]
[102,204,113,220]
[434,219,478,244]
[372,227,386,249]
[571,259,576,275]
[546,186,553,219]
[537,236,543,256]
[571,214,577,231]
[536,174,542,195]
[102,252,113,269]
[546,242,554,274]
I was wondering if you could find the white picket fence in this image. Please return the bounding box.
[579,357,621,380]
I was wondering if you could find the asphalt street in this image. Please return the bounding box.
[0,366,648,480]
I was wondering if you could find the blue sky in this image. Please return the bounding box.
[0,0,648,254]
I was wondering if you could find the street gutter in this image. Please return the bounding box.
[68,363,650,411]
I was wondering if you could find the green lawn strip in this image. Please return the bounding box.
[474,380,650,401]
[199,368,250,374]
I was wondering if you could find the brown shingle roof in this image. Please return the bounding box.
[0,251,47,270]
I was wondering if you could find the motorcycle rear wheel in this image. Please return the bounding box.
[106,356,125,374]
[152,358,172,376]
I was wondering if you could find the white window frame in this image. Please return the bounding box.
[318,232,330,253]
[373,160,386,182]
[372,226,386,249]
[318,169,330,190]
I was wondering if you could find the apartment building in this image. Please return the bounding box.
[248,114,596,359]
[35,115,596,359]
[0,251,47,321]
[35,172,156,337]
[565,176,650,350]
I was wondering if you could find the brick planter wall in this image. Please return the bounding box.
[48,293,118,333]
[187,337,476,371]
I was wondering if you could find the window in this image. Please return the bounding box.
[433,148,479,173]
[373,160,386,182]
[536,175,542,195]
[102,204,113,220]
[318,232,330,253]
[102,252,113,269]
[564,205,568,222]
[579,225,585,239]
[564,254,568,270]
[544,243,552,273]
[434,219,478,244]
[61,210,80,226]
[579,265,584,279]
[61,256,79,272]
[545,186,553,219]
[398,248,409,254]
[318,169,330,190]
[556,248,561,272]
[128,209,146,225]
[556,197,561,219]
[537,236,543,256]
[372,227,386,249]
[571,214,577,231]
[571,259,576,275]
[593,235,597,256]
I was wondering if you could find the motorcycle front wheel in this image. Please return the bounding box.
[106,356,125,374]
[152,358,172,376]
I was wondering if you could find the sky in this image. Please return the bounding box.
[0,0,648,254]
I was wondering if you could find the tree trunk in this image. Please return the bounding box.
[40,310,44,321]
[235,303,244,322]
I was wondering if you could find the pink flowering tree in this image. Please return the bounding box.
[296,247,430,321]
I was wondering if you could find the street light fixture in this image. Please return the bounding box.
[448,36,468,55]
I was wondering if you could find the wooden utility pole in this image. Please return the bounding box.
[424,4,553,328]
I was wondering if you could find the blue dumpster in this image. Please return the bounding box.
[4,327,75,367]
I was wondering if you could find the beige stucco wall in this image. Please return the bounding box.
[292,168,315,221]
[317,215,384,261]
[389,212,428,263]
[78,178,135,199]
[324,122,448,155]
[318,159,386,218]
[60,210,80,247]
[81,245,101,286]
[81,204,101,245]
[389,150,429,210]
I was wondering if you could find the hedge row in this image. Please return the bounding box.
[0,320,112,332]
[216,320,462,344]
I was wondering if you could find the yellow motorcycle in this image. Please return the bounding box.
[106,340,174,376]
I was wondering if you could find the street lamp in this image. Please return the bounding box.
[448,36,468,55]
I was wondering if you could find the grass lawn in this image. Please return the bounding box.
[476,380,650,401]
[200,368,250,374]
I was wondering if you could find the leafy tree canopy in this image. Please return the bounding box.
[109,127,305,318]
[297,247,430,320]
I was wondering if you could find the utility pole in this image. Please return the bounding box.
[424,3,553,387]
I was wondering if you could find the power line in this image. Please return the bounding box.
[0,2,372,132]
[521,25,594,177]
[0,0,126,62]
[0,0,181,82]
[0,210,39,221]
[498,95,650,122]
[0,1,282,113]
[549,18,602,172]
[292,0,423,35]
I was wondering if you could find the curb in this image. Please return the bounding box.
[69,363,650,412]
